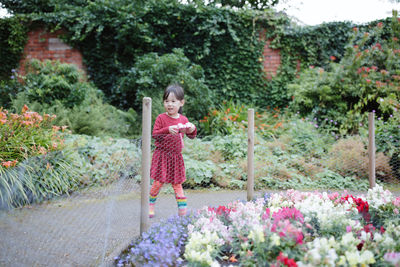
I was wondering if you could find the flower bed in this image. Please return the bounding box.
[116,185,400,266]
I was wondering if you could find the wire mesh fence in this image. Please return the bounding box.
[252,112,400,192]
[0,106,398,266]
[0,137,143,266]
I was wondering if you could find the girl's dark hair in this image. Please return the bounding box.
[163,84,185,114]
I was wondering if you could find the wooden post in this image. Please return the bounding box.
[247,109,255,201]
[368,112,376,189]
[140,97,151,234]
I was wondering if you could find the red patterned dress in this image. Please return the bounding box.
[150,113,197,184]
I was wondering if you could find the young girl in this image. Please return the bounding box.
[149,84,197,217]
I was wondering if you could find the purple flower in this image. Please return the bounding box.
[10,75,15,79]
[116,212,198,266]
[314,124,318,128]
[372,110,376,113]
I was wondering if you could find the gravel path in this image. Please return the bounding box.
[0,179,250,267]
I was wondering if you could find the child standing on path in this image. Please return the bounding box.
[149,84,197,217]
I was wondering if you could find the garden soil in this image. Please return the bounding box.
[0,179,254,267]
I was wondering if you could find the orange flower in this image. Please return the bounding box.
[2,161,12,168]
[229,255,238,263]
[22,104,29,113]
[274,122,283,129]
[52,125,61,131]
[223,117,228,121]
[228,115,233,120]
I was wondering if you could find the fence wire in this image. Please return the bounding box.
[0,137,142,267]
[0,114,398,266]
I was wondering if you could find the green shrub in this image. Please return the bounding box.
[0,16,28,80]
[64,134,141,187]
[288,15,400,134]
[376,113,400,180]
[183,158,216,188]
[199,100,248,136]
[21,59,94,108]
[115,48,212,121]
[283,118,335,158]
[11,60,140,137]
[0,77,21,109]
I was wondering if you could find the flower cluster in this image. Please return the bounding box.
[115,213,197,266]
[183,186,400,266]
[121,186,400,266]
[0,105,66,169]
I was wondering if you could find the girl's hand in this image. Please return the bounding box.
[169,125,179,134]
[185,122,196,134]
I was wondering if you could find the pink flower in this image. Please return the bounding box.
[392,197,400,207]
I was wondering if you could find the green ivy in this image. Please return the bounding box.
[0,15,28,80]
[0,0,398,116]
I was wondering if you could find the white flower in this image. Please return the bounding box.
[270,233,280,246]
[360,250,375,265]
[248,224,265,243]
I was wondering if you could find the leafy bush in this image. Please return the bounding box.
[11,60,140,137]
[184,157,216,188]
[283,118,335,158]
[0,76,22,109]
[376,113,400,180]
[21,59,94,108]
[0,16,28,80]
[199,100,248,135]
[288,16,400,134]
[115,48,212,121]
[63,134,141,187]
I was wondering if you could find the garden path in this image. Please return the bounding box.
[0,179,251,267]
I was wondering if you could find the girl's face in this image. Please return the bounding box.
[164,92,184,118]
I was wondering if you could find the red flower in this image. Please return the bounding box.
[277,252,298,267]
[330,56,336,61]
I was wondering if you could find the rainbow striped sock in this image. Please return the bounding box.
[149,195,157,218]
[176,196,187,216]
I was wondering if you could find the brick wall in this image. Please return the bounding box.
[18,27,281,79]
[259,29,281,79]
[18,28,85,76]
